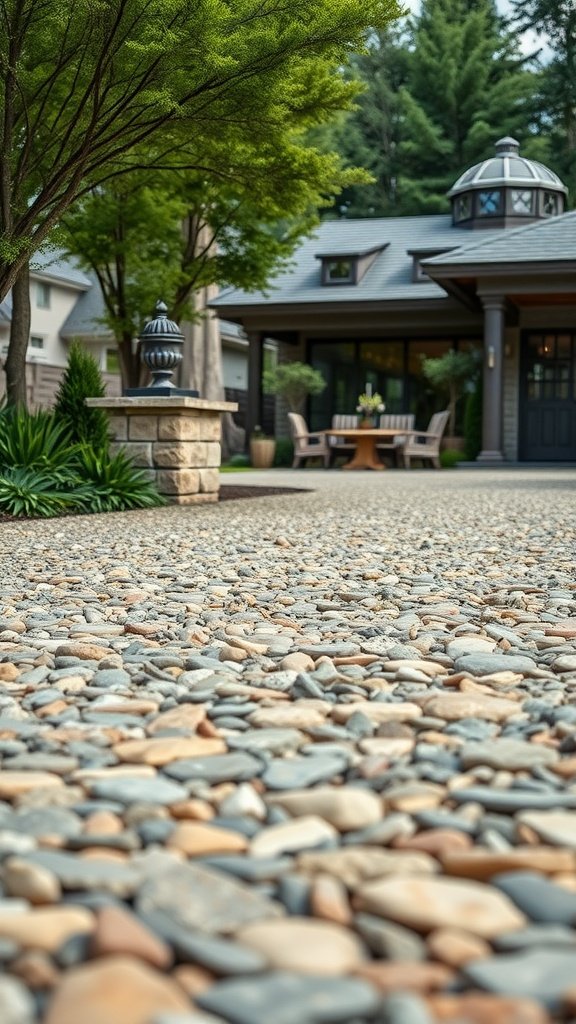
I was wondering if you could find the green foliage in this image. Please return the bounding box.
[421,350,479,435]
[440,448,465,468]
[263,362,327,413]
[74,447,165,513]
[54,342,110,451]
[464,375,483,460]
[0,405,163,518]
[227,453,251,468]
[273,438,295,467]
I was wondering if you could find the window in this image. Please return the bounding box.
[455,194,472,222]
[511,189,533,215]
[478,190,501,217]
[325,259,354,284]
[543,191,558,217]
[30,336,44,350]
[36,282,51,308]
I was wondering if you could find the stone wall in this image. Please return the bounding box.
[87,397,237,505]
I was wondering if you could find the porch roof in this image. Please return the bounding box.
[423,210,576,270]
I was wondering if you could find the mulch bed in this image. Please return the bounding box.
[218,485,311,501]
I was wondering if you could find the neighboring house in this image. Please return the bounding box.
[213,137,576,463]
[0,261,252,414]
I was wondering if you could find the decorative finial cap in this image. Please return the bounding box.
[139,299,184,343]
[495,136,520,155]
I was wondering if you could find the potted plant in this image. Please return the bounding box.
[356,390,385,427]
[421,350,480,450]
[263,361,327,416]
[249,425,276,468]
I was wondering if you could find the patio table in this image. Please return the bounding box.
[324,428,407,471]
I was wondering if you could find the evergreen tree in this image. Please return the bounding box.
[512,1,576,200]
[54,343,110,452]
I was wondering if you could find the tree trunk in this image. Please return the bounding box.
[117,331,142,390]
[4,260,30,407]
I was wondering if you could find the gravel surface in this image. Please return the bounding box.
[0,467,575,1024]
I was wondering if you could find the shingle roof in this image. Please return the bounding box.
[60,272,112,338]
[213,216,505,309]
[30,249,92,289]
[424,210,576,267]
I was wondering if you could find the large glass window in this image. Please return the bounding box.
[360,341,404,413]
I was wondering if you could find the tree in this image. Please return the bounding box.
[0,0,403,404]
[421,349,479,436]
[511,1,576,199]
[263,362,327,414]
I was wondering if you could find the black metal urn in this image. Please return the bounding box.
[124,300,198,397]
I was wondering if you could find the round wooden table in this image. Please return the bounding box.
[324,428,403,471]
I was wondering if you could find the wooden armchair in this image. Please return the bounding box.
[288,412,330,468]
[328,414,358,463]
[376,413,416,465]
[398,410,450,469]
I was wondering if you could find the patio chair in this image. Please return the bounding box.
[376,413,416,465]
[398,410,450,469]
[328,414,357,464]
[288,412,330,468]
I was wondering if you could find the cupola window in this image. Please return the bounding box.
[478,190,502,217]
[543,192,558,216]
[455,194,472,223]
[511,189,533,215]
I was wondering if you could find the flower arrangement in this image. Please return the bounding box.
[356,391,385,416]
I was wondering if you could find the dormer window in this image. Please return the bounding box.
[326,259,354,283]
[317,244,386,286]
[409,248,455,282]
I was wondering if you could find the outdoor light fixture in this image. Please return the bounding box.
[125,300,199,397]
[487,346,495,369]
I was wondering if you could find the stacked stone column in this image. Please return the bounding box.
[87,397,237,504]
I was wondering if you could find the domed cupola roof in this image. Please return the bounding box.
[448,137,567,228]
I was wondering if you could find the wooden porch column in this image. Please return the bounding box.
[477,296,505,462]
[246,332,263,447]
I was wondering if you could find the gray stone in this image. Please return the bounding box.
[460,738,559,771]
[464,948,576,1010]
[454,653,540,676]
[494,925,576,951]
[262,755,347,790]
[227,729,304,755]
[354,912,426,961]
[22,849,142,897]
[164,752,263,784]
[10,808,83,839]
[493,871,576,925]
[143,910,268,973]
[451,787,576,813]
[197,972,380,1024]
[0,975,36,1024]
[381,993,435,1024]
[88,776,188,805]
[136,862,284,935]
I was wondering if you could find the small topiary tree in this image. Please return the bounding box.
[421,350,480,437]
[54,341,110,451]
[263,361,326,415]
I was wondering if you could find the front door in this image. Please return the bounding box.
[520,330,576,461]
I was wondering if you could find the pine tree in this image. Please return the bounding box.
[54,343,110,452]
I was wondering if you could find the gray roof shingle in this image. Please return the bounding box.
[424,210,576,267]
[30,250,92,288]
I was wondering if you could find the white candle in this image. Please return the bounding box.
[365,382,372,397]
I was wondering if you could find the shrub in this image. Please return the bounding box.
[0,467,87,518]
[464,376,483,460]
[0,406,78,477]
[273,437,294,466]
[263,362,326,414]
[421,350,480,436]
[440,448,465,469]
[74,446,164,513]
[227,453,251,468]
[54,341,110,451]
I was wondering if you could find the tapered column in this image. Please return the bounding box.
[246,332,263,446]
[477,296,505,462]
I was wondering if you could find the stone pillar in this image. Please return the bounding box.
[477,296,505,463]
[246,332,263,445]
[87,396,237,504]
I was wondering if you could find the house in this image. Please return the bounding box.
[213,137,576,463]
[0,260,252,418]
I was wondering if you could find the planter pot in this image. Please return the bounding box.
[441,435,466,452]
[250,438,276,468]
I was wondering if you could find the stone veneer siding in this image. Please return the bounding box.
[87,397,237,505]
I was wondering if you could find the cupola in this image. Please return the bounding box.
[448,137,567,229]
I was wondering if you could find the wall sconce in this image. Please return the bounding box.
[487,346,495,369]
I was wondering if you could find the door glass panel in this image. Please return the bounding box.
[360,341,404,413]
[309,341,356,431]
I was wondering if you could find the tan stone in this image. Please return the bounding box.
[108,415,128,441]
[44,955,190,1024]
[0,663,19,681]
[248,705,327,729]
[172,963,215,998]
[383,659,448,676]
[128,416,158,441]
[0,772,64,799]
[359,737,415,758]
[280,652,315,672]
[156,468,200,495]
[354,876,526,938]
[0,906,94,951]
[147,704,206,735]
[310,874,352,925]
[55,642,111,660]
[332,702,423,725]
[120,442,153,468]
[37,700,68,718]
[251,816,337,858]
[199,468,220,493]
[219,644,248,663]
[112,736,225,766]
[158,415,202,441]
[72,766,156,783]
[170,798,215,821]
[10,949,60,989]
[384,781,445,813]
[427,993,550,1024]
[168,491,217,505]
[423,692,520,722]
[3,857,61,904]
[90,905,172,968]
[153,441,198,468]
[441,845,576,879]
[267,786,383,832]
[205,441,221,466]
[426,927,491,967]
[297,847,437,889]
[83,811,124,835]
[355,960,453,994]
[167,822,247,856]
[393,828,473,857]
[237,917,365,975]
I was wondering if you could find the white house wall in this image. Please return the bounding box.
[29,278,83,367]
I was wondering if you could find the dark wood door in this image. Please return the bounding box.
[520,331,576,461]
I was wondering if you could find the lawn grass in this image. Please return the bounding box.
[220,465,257,473]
